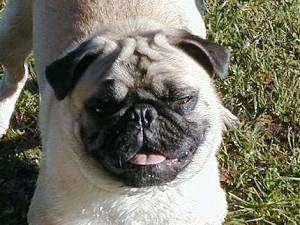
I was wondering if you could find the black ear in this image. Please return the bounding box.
[45,38,104,100]
[170,31,230,79]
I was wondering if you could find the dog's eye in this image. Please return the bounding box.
[94,107,103,114]
[85,99,124,117]
[172,93,198,113]
[86,102,105,114]
[175,96,192,105]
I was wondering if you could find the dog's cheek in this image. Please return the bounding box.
[146,114,205,158]
[79,114,101,150]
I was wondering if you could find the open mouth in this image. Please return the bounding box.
[90,145,198,187]
[117,147,195,187]
[126,146,194,169]
[129,152,166,165]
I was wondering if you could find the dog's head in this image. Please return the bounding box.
[45,29,238,187]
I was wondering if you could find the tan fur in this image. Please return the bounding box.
[0,1,237,224]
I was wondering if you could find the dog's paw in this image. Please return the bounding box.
[0,98,15,139]
[0,100,13,139]
[0,66,29,138]
[0,123,9,139]
[221,105,240,131]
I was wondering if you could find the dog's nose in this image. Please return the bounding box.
[130,105,157,128]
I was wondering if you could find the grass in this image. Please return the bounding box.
[0,0,299,224]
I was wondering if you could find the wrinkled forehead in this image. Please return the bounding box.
[71,33,208,105]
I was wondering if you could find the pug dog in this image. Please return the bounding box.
[0,0,238,224]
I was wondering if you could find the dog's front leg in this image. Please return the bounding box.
[0,0,33,138]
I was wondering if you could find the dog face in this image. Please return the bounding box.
[45,30,235,187]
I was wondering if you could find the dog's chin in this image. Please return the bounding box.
[99,149,196,187]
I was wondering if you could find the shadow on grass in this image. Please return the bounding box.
[0,133,41,225]
[24,77,39,95]
[0,118,41,225]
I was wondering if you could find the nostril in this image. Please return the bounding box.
[145,109,153,123]
[144,108,157,127]
[128,105,157,128]
[130,110,140,123]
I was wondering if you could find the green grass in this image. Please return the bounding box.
[0,0,299,224]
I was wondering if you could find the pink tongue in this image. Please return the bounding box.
[129,153,166,165]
